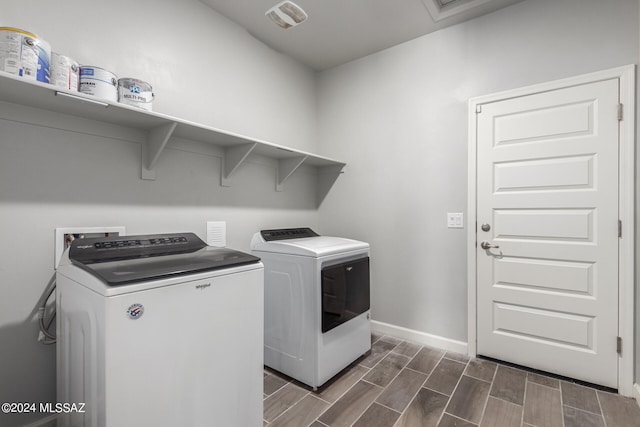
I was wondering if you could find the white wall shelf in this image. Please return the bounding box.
[0,72,345,203]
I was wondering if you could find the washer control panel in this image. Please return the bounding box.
[69,233,204,264]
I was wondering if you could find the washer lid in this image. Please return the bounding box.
[67,232,260,285]
[250,230,369,257]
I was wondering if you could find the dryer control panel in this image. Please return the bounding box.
[260,228,319,241]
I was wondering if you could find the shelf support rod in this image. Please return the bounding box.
[221,143,257,187]
[141,122,177,180]
[276,156,308,191]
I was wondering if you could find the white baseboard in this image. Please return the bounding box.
[22,415,56,427]
[371,320,468,355]
[633,383,640,408]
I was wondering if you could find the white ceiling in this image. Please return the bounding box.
[199,0,525,71]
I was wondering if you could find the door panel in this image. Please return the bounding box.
[494,257,593,295]
[494,155,594,192]
[476,78,619,388]
[494,209,595,241]
[492,303,594,348]
[494,100,594,145]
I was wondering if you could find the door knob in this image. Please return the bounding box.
[480,241,500,250]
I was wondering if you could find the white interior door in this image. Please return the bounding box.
[475,78,620,388]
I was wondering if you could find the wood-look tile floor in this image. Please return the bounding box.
[263,333,640,427]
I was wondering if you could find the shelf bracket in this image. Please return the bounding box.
[276,156,308,192]
[141,122,177,180]
[317,164,346,206]
[221,143,257,187]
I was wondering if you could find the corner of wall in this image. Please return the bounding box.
[371,320,468,355]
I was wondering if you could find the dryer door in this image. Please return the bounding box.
[321,257,370,333]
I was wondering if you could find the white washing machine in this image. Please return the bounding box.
[56,233,263,427]
[251,228,370,388]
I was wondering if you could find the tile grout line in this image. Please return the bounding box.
[363,347,412,389]
[266,387,311,426]
[314,342,392,425]
[276,386,312,422]
[434,356,472,426]
[446,412,481,425]
[521,375,529,427]
[389,343,430,427]
[488,393,526,408]
[385,357,435,424]
[559,380,566,427]
[368,341,427,426]
[389,342,440,426]
[595,390,608,427]
[345,381,386,427]
[403,349,454,424]
[526,374,561,392]
[390,348,421,359]
[263,380,289,398]
[322,362,372,405]
[476,367,529,419]
[465,372,494,384]
[426,350,448,378]
[373,400,403,415]
[443,357,470,367]
[475,359,501,426]
[403,365,432,376]
[379,335,403,346]
[443,354,470,364]
[306,339,389,424]
[564,404,609,426]
[421,383,457,398]
[314,393,335,406]
[313,376,364,417]
[562,401,607,417]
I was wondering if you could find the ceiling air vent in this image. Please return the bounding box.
[423,0,494,21]
[266,1,308,29]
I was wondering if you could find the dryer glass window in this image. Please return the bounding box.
[321,257,370,333]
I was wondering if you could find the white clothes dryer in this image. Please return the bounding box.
[251,228,370,388]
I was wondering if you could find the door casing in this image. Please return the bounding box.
[467,65,635,396]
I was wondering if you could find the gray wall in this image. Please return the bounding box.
[317,0,639,370]
[0,1,318,426]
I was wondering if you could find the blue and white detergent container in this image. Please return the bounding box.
[0,27,51,84]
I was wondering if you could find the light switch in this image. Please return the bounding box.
[447,213,464,229]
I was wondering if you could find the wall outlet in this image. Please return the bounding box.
[54,226,125,269]
[206,221,226,247]
[447,213,464,229]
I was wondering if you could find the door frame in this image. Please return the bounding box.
[467,65,635,396]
